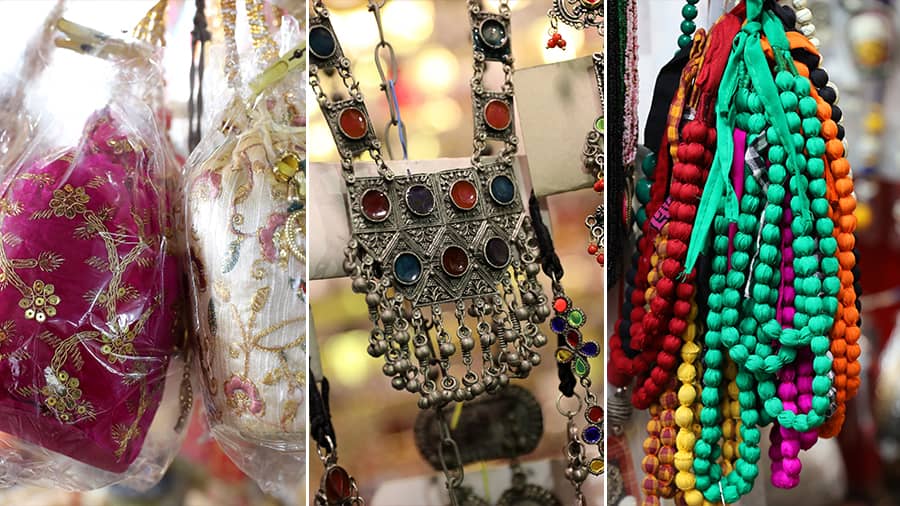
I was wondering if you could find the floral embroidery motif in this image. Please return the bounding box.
[40,367,95,423]
[48,184,90,219]
[18,280,60,323]
[225,375,265,416]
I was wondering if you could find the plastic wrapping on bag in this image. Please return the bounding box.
[0,4,190,491]
[184,3,305,497]
[0,0,64,172]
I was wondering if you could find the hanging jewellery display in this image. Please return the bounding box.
[545,0,602,49]
[585,52,604,267]
[309,0,550,412]
[310,1,555,504]
[312,372,364,506]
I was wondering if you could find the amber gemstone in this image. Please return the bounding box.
[442,246,469,277]
[450,180,478,210]
[361,189,390,222]
[325,466,353,502]
[339,107,368,139]
[484,99,511,131]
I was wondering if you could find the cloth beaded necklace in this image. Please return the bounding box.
[613,0,862,503]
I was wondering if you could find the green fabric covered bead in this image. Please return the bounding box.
[806,136,826,157]
[805,297,823,314]
[811,335,829,354]
[775,70,795,91]
[767,184,786,204]
[740,446,761,465]
[821,257,839,276]
[803,277,822,295]
[705,349,724,367]
[747,92,763,113]
[807,157,825,177]
[802,117,821,137]
[793,75,811,96]
[778,410,796,427]
[799,95,818,117]
[812,376,831,395]
[781,94,800,116]
[813,356,833,375]
[816,217,834,237]
[739,391,757,407]
[761,223,780,244]
[694,439,711,458]
[793,237,815,256]
[765,204,783,224]
[700,407,719,426]
[765,397,783,416]
[811,396,829,415]
[748,113,766,134]
[820,236,838,255]
[736,88,751,111]
[791,132,805,149]
[810,196,829,216]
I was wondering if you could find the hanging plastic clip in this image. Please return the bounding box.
[249,42,306,101]
[55,18,148,61]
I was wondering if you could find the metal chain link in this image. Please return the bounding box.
[436,408,465,506]
[368,0,409,160]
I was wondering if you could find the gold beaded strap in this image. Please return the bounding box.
[220,0,280,92]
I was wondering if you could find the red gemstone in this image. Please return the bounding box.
[484,99,511,130]
[325,466,353,502]
[442,246,470,277]
[566,329,580,348]
[339,107,368,139]
[361,189,391,222]
[553,297,568,313]
[450,180,478,210]
[587,405,604,424]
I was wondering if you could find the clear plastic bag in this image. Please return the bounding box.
[0,2,191,491]
[184,0,305,498]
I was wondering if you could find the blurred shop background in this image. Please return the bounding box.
[0,1,303,505]
[306,0,603,503]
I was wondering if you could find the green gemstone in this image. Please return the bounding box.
[682,4,698,19]
[678,33,693,49]
[641,153,657,177]
[681,20,696,35]
[574,357,589,377]
[636,178,651,204]
[595,117,604,132]
[636,208,648,227]
[568,309,585,328]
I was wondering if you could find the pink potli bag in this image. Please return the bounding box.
[0,1,189,489]
[0,108,179,473]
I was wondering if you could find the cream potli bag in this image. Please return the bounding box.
[184,0,305,494]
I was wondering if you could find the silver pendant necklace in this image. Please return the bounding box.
[309,0,550,412]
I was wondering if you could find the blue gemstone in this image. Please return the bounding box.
[310,26,336,59]
[394,253,422,285]
[582,425,602,445]
[550,316,567,333]
[490,175,515,205]
[480,19,507,48]
[580,341,599,357]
